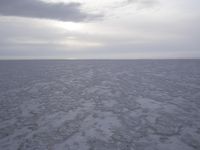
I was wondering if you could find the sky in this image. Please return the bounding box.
[0,0,199,59]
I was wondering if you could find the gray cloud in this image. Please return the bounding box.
[0,0,200,59]
[126,0,158,8]
[0,0,101,22]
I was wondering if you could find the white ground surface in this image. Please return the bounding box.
[0,60,200,150]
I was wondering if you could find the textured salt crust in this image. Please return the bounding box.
[0,60,200,150]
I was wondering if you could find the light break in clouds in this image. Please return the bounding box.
[0,0,200,59]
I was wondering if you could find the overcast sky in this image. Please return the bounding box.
[0,0,199,59]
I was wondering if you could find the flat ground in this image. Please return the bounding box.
[0,60,200,150]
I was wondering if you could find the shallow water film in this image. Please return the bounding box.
[0,60,200,150]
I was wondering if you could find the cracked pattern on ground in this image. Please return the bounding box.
[0,60,200,150]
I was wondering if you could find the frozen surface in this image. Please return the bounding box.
[0,60,200,150]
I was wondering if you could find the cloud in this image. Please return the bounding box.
[0,0,200,59]
[0,0,101,22]
[125,0,158,8]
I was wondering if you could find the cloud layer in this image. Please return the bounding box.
[0,0,199,59]
[126,0,158,8]
[0,0,100,22]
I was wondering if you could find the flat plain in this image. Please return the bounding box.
[0,60,200,150]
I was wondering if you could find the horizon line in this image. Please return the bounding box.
[0,58,200,61]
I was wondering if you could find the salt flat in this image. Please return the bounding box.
[0,60,200,150]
